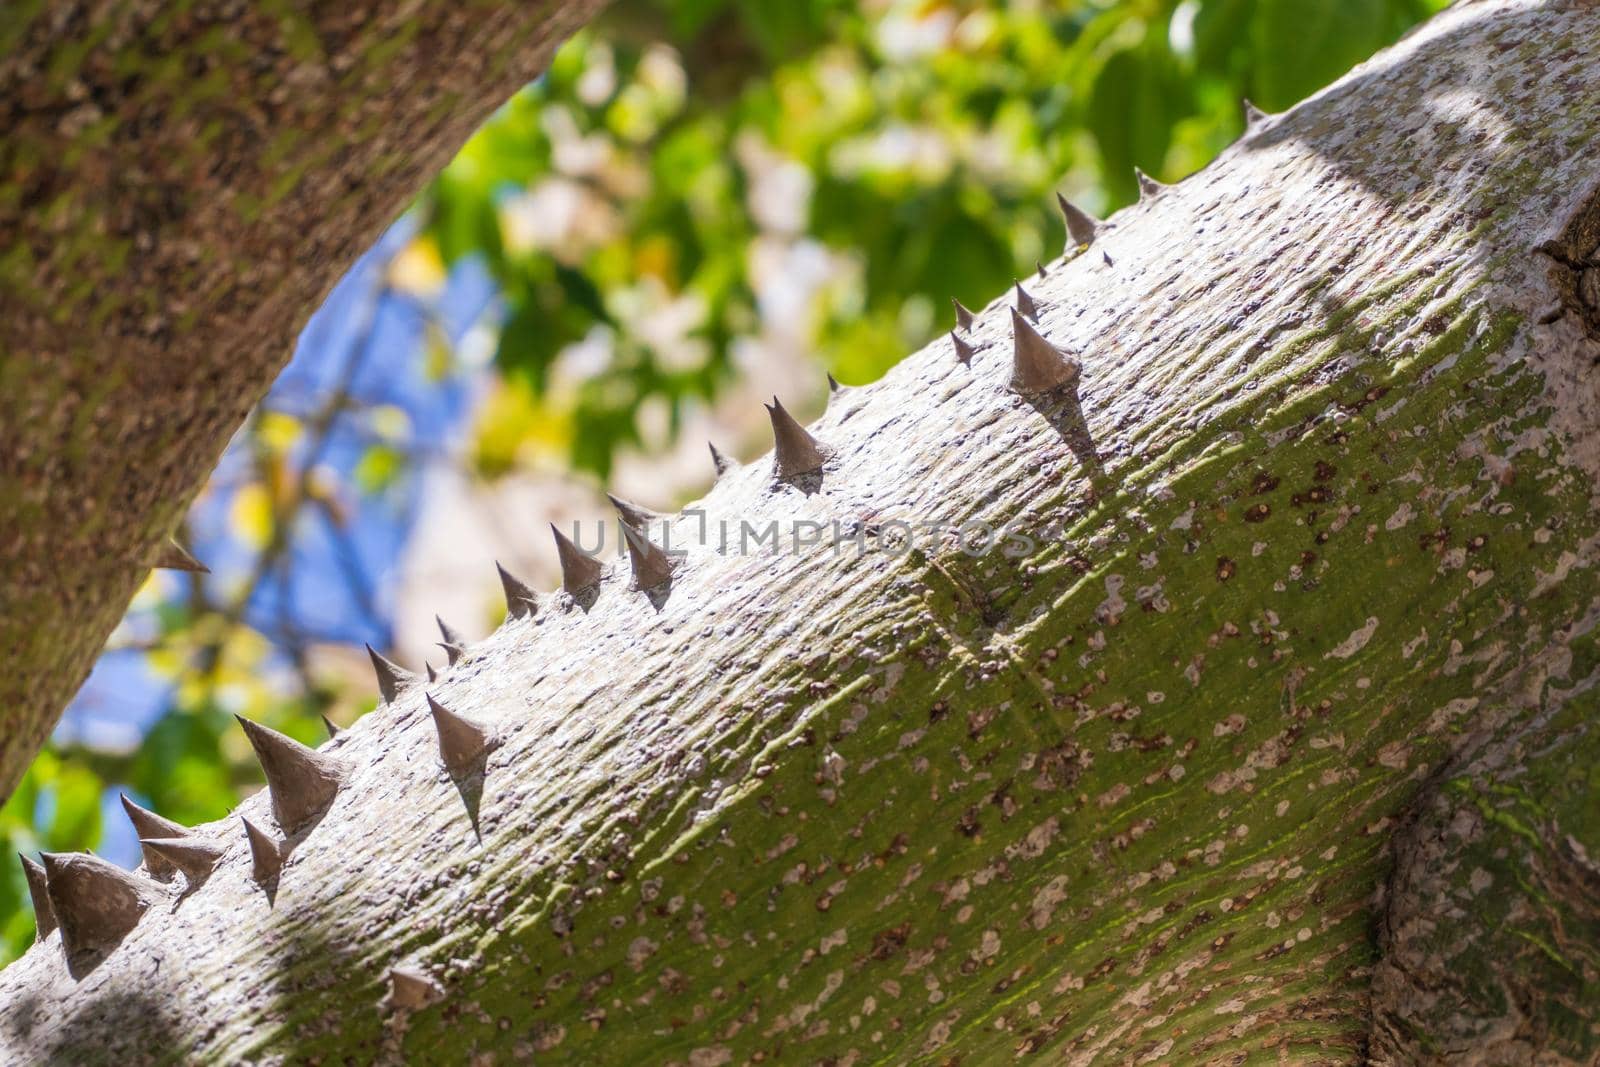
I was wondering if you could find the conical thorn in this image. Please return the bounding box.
[153,538,208,574]
[1010,309,1081,397]
[708,442,736,479]
[426,662,438,683]
[426,694,493,777]
[41,852,155,963]
[1014,281,1039,322]
[1057,193,1102,249]
[389,966,445,1012]
[765,397,825,480]
[620,521,674,592]
[120,793,189,881]
[20,854,54,940]
[495,561,539,621]
[1135,167,1168,201]
[952,299,974,332]
[951,331,976,365]
[321,715,340,740]
[235,715,345,833]
[366,644,416,706]
[243,817,285,885]
[138,837,223,884]
[1243,98,1270,130]
[605,493,658,532]
[551,524,604,595]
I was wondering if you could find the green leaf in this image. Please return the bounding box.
[1251,0,1392,110]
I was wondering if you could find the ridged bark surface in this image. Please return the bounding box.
[5,1,1600,1063]
[0,0,607,801]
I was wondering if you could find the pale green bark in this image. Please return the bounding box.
[3,1,1599,1063]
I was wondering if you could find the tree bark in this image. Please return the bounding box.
[0,0,608,802]
[5,0,1600,1063]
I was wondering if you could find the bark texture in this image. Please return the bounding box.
[0,0,608,801]
[5,0,1600,1063]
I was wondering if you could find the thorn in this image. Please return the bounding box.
[40,852,154,961]
[1010,308,1081,397]
[826,373,842,394]
[152,538,208,574]
[551,524,604,594]
[708,442,735,479]
[366,644,416,706]
[765,397,826,480]
[1135,167,1168,201]
[1036,260,1049,277]
[436,642,464,666]
[435,616,466,666]
[1014,282,1039,322]
[322,715,340,740]
[242,817,285,885]
[426,694,493,777]
[1102,250,1114,267]
[234,715,345,833]
[389,966,445,1012]
[120,794,189,881]
[951,331,976,365]
[138,837,223,883]
[495,561,539,621]
[20,854,54,940]
[426,662,438,683]
[620,521,674,592]
[1057,193,1102,249]
[605,493,658,532]
[952,299,975,332]
[1243,98,1269,130]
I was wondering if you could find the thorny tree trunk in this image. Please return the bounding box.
[0,0,607,801]
[6,0,1600,1063]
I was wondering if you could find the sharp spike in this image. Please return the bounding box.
[951,331,976,365]
[389,965,445,1012]
[708,442,736,479]
[321,715,340,740]
[1010,308,1082,397]
[1243,98,1269,130]
[1036,260,1049,277]
[826,373,843,394]
[620,521,674,592]
[551,524,604,594]
[426,694,493,777]
[153,538,208,574]
[1102,250,1114,267]
[234,715,345,833]
[1014,282,1039,322]
[138,837,223,884]
[606,493,658,532]
[495,561,539,621]
[1135,167,1168,201]
[20,854,54,940]
[242,817,285,885]
[765,397,826,480]
[40,852,155,962]
[436,642,464,666]
[426,661,438,683]
[435,615,466,649]
[1057,193,1102,249]
[366,644,416,705]
[120,793,189,881]
[952,299,975,332]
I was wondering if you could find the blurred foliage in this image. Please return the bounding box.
[416,0,1445,479]
[2,0,1446,963]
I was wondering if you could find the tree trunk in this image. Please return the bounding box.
[0,0,607,802]
[6,0,1600,1063]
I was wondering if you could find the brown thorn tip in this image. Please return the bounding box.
[234,715,345,833]
[437,642,464,666]
[138,837,223,882]
[153,538,208,574]
[952,298,974,332]
[1243,98,1269,129]
[1057,192,1102,249]
[40,852,154,960]
[435,616,466,665]
[1010,308,1081,397]
[605,493,657,531]
[21,854,54,940]
[620,521,674,592]
[426,694,492,777]
[1135,167,1167,200]
[951,331,976,365]
[826,373,842,394]
[365,644,414,706]
[1014,281,1039,322]
[389,966,445,1012]
[708,442,735,478]
[120,793,189,881]
[550,523,604,594]
[765,397,825,480]
[495,561,539,621]
[426,662,438,683]
[242,817,284,885]
[322,715,340,740]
